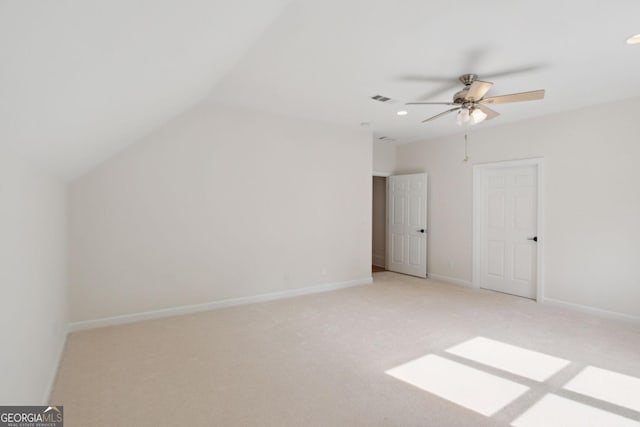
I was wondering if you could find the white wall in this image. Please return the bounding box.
[0,149,67,404]
[69,103,372,322]
[372,176,386,267]
[373,141,396,174]
[395,97,640,318]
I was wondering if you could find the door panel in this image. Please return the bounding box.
[513,243,533,281]
[393,196,404,225]
[409,235,422,265]
[387,173,428,278]
[487,241,505,278]
[392,233,404,263]
[480,165,537,299]
[488,191,506,229]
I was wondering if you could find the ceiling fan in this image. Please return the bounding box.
[407,74,545,125]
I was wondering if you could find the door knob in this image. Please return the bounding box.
[527,236,538,242]
[418,229,426,233]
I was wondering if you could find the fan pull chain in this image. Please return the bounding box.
[463,133,469,162]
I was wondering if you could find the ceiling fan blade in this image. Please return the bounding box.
[476,104,500,121]
[406,101,457,106]
[481,90,545,105]
[397,75,458,83]
[415,82,461,101]
[421,107,460,123]
[465,80,493,102]
[482,64,542,80]
[397,76,460,102]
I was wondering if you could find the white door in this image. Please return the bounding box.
[387,173,428,278]
[479,164,538,299]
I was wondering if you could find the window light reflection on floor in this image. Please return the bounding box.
[446,336,571,382]
[564,366,640,412]
[511,394,640,427]
[385,354,529,416]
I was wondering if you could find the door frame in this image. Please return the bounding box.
[371,173,389,270]
[372,171,398,271]
[472,158,545,302]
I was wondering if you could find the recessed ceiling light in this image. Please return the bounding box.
[397,110,408,116]
[626,34,640,44]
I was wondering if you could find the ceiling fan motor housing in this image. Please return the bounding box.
[453,89,469,104]
[459,73,478,86]
[453,74,478,103]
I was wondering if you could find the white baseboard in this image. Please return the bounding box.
[372,254,385,268]
[427,273,474,288]
[43,330,68,404]
[68,277,373,332]
[543,298,640,323]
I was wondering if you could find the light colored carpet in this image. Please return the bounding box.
[51,272,640,426]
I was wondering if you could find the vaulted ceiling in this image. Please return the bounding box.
[0,0,290,178]
[3,0,640,179]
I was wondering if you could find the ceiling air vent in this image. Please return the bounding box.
[371,94,392,103]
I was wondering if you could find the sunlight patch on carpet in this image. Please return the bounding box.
[511,394,640,427]
[564,366,640,412]
[385,354,529,416]
[446,336,571,381]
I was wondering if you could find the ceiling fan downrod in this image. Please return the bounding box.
[459,74,478,86]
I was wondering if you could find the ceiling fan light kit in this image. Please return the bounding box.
[456,108,470,125]
[456,106,487,126]
[471,107,487,123]
[627,34,640,44]
[407,73,545,126]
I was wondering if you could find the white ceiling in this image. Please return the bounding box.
[214,0,640,144]
[3,0,640,178]
[0,0,290,178]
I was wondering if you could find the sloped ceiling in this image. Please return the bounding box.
[2,0,640,179]
[0,0,290,179]
[213,0,640,145]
